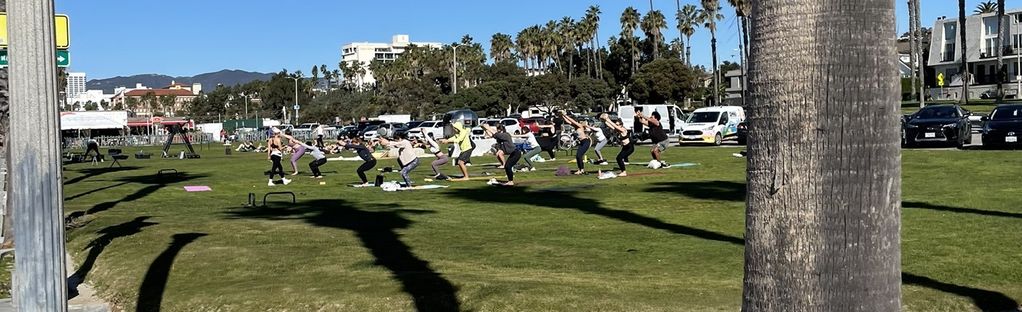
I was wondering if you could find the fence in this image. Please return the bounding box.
[62,133,215,150]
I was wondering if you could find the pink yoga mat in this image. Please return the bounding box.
[183,186,212,192]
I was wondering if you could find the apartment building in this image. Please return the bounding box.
[340,34,442,86]
[928,9,1022,99]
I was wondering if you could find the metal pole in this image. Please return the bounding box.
[291,77,299,124]
[9,0,68,310]
[1017,21,1021,97]
[452,45,458,95]
[245,95,249,120]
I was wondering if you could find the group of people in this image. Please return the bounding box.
[261,109,672,187]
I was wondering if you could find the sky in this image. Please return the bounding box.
[55,0,990,80]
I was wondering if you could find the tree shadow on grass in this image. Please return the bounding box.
[62,166,141,185]
[68,216,158,298]
[225,199,461,312]
[136,233,207,312]
[445,187,744,246]
[902,272,1020,311]
[903,201,1022,219]
[643,181,746,202]
[65,172,208,222]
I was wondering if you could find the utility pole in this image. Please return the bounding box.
[9,0,68,310]
[290,77,300,124]
[452,45,459,94]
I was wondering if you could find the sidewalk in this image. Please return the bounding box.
[0,254,111,312]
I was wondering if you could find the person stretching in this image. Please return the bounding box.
[283,134,328,178]
[589,118,609,165]
[314,124,326,148]
[84,137,102,160]
[560,111,592,175]
[342,138,377,186]
[441,121,474,181]
[638,110,671,168]
[536,124,558,160]
[266,128,291,186]
[602,114,633,177]
[517,128,542,171]
[423,133,450,180]
[288,138,308,175]
[482,123,521,186]
[379,133,419,187]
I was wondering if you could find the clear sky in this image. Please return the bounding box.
[55,0,989,80]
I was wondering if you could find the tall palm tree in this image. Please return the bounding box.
[743,0,901,309]
[641,10,668,60]
[544,20,563,72]
[701,0,724,105]
[960,0,969,104]
[996,0,1006,100]
[974,1,997,14]
[577,17,595,77]
[516,28,532,70]
[490,33,514,64]
[726,0,751,67]
[560,17,577,81]
[678,4,700,66]
[586,5,603,79]
[319,64,331,90]
[621,7,641,74]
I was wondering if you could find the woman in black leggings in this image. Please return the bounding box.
[482,124,522,186]
[343,138,377,185]
[266,129,291,186]
[602,114,633,177]
[560,111,591,175]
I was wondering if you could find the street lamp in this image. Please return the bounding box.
[452,45,459,94]
[290,76,300,124]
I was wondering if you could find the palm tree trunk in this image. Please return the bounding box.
[686,36,693,67]
[908,0,918,101]
[654,34,661,59]
[913,0,926,107]
[595,29,603,79]
[743,0,901,310]
[569,48,575,81]
[996,0,1005,101]
[711,27,719,106]
[959,0,969,104]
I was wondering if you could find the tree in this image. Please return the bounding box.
[621,7,641,75]
[320,64,331,90]
[140,91,157,115]
[974,1,997,14]
[83,101,99,111]
[700,0,724,106]
[678,4,701,67]
[159,95,177,116]
[586,5,604,80]
[742,0,901,310]
[959,0,969,104]
[311,65,320,90]
[125,97,140,113]
[641,10,668,60]
[490,33,514,64]
[560,17,578,81]
[629,58,701,104]
[995,0,1005,101]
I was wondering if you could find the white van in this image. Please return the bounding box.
[618,104,689,136]
[679,106,746,145]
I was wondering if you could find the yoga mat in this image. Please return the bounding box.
[398,185,450,191]
[183,186,212,192]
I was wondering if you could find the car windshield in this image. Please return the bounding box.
[915,107,959,119]
[365,126,378,131]
[688,112,721,123]
[990,107,1022,121]
[486,120,499,126]
[420,122,436,127]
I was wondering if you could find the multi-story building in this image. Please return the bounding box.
[340,34,442,86]
[928,9,1022,99]
[65,72,86,102]
[109,82,199,117]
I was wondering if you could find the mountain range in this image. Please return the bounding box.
[86,69,273,93]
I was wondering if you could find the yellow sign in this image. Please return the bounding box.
[937,72,945,87]
[0,14,70,49]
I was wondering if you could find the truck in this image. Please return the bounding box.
[618,104,689,136]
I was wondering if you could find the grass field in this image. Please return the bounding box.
[48,145,1022,311]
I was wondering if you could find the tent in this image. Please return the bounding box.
[60,111,128,130]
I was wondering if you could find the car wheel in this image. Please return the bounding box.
[714,133,722,146]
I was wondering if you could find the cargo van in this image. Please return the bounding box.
[679,106,745,145]
[618,104,689,137]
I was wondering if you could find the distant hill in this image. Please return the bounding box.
[87,69,273,93]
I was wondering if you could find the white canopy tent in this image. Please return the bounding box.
[60,111,128,130]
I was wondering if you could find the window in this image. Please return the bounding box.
[943,22,957,61]
[983,16,999,36]
[984,38,997,56]
[1015,14,1022,23]
[1014,34,1022,50]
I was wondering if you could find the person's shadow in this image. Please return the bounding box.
[226,199,461,312]
[65,172,207,222]
[136,233,207,312]
[68,216,158,298]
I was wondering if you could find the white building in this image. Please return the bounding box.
[65,72,86,102]
[340,34,442,86]
[927,9,1022,99]
[69,90,115,109]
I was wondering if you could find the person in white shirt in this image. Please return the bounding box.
[589,115,609,165]
[314,125,326,148]
[378,133,419,187]
[283,134,328,178]
[423,133,449,179]
[517,128,542,171]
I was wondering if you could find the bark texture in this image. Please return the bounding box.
[742,0,902,311]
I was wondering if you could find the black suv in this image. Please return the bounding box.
[981,104,1022,149]
[903,104,972,148]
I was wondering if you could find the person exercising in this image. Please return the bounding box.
[342,138,377,186]
[560,111,592,175]
[441,121,474,181]
[482,123,521,186]
[602,114,633,177]
[379,133,419,187]
[638,110,670,168]
[84,137,102,160]
[423,133,450,180]
[282,134,328,178]
[266,128,291,186]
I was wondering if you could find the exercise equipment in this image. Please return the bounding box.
[262,192,296,206]
[162,124,200,159]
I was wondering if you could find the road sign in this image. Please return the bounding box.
[0,14,70,49]
[0,50,69,68]
[937,72,945,87]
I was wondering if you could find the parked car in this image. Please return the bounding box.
[408,121,445,139]
[679,106,746,146]
[388,123,410,138]
[441,109,480,138]
[293,123,319,133]
[337,125,357,139]
[903,104,972,148]
[361,125,380,141]
[981,104,1022,149]
[736,121,748,145]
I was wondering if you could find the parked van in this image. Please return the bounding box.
[679,106,746,145]
[618,104,689,136]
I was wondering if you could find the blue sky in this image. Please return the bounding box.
[56,0,987,80]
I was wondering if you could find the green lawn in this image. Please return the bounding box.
[49,145,1022,311]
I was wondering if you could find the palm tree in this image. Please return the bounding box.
[621,7,641,74]
[560,17,577,81]
[726,0,751,67]
[159,95,176,116]
[960,0,969,104]
[319,64,331,90]
[490,33,514,64]
[585,5,603,79]
[641,10,668,60]
[996,0,1006,100]
[516,28,532,70]
[544,20,563,72]
[743,0,901,309]
[974,1,997,14]
[678,4,700,66]
[576,18,595,77]
[700,0,724,105]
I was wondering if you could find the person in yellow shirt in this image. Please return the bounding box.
[441,121,474,181]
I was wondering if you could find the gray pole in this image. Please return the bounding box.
[452,45,458,95]
[9,0,69,310]
[915,0,925,107]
